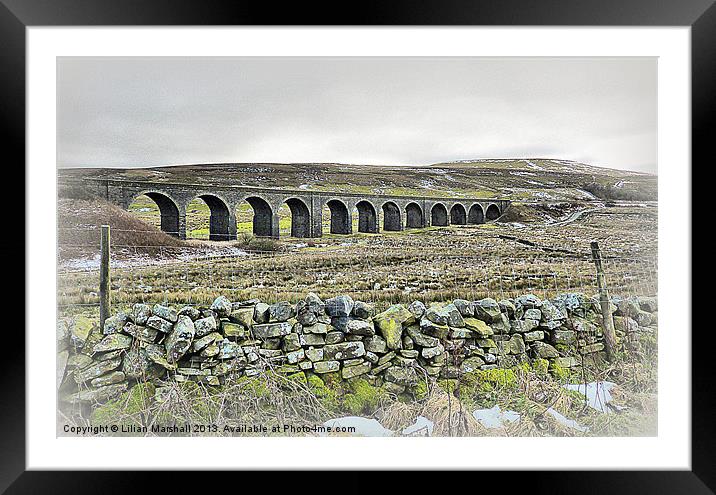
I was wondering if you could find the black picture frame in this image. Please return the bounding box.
[2,0,708,492]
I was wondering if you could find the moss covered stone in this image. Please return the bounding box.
[93,334,132,353]
[463,318,494,337]
[373,305,414,350]
[70,316,95,348]
[229,307,254,328]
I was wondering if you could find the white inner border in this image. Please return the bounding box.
[27,27,690,470]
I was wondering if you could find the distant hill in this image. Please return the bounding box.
[58,159,657,202]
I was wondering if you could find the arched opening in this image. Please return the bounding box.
[450,203,467,225]
[486,204,501,221]
[283,198,311,238]
[405,202,424,229]
[356,201,378,233]
[325,199,351,234]
[468,204,485,224]
[382,201,402,231]
[190,194,231,241]
[431,203,448,227]
[236,196,275,237]
[129,192,181,237]
[185,197,210,240]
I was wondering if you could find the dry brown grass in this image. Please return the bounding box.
[58,198,185,254]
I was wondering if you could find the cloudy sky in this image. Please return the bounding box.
[57,57,657,173]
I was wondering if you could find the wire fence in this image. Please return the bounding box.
[57,226,658,317]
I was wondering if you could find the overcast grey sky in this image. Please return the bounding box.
[57,57,657,173]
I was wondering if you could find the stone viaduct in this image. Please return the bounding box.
[70,177,511,240]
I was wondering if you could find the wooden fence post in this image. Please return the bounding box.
[99,225,111,332]
[590,241,617,362]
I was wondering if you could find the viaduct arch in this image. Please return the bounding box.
[195,193,232,241]
[356,200,378,233]
[431,203,448,227]
[382,202,402,231]
[486,203,501,221]
[284,198,311,238]
[139,191,181,238]
[77,177,511,240]
[405,202,424,229]
[468,204,485,224]
[450,203,467,225]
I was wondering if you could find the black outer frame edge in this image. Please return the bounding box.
[0,0,714,26]
[0,1,27,494]
[3,0,712,492]
[691,0,716,492]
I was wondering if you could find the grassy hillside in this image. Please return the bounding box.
[58,198,185,249]
[58,159,657,202]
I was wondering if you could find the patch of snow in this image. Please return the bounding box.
[472,405,521,429]
[61,254,101,271]
[577,189,599,200]
[417,179,438,190]
[523,160,545,171]
[533,191,557,200]
[402,416,434,436]
[59,246,250,272]
[525,180,551,186]
[321,417,393,437]
[298,184,310,190]
[563,381,617,414]
[545,407,589,433]
[137,207,154,212]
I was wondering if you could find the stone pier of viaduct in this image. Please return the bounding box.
[64,177,511,240]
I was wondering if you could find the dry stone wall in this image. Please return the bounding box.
[58,292,658,404]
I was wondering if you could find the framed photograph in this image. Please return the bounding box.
[5,0,709,491]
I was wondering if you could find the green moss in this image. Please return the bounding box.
[549,362,570,381]
[532,358,550,376]
[287,372,308,387]
[150,380,220,425]
[342,378,387,415]
[306,373,340,412]
[320,371,344,390]
[91,382,156,432]
[414,380,430,401]
[236,375,271,399]
[471,368,518,388]
[554,343,571,353]
[438,379,458,395]
[518,362,531,374]
[451,369,520,408]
